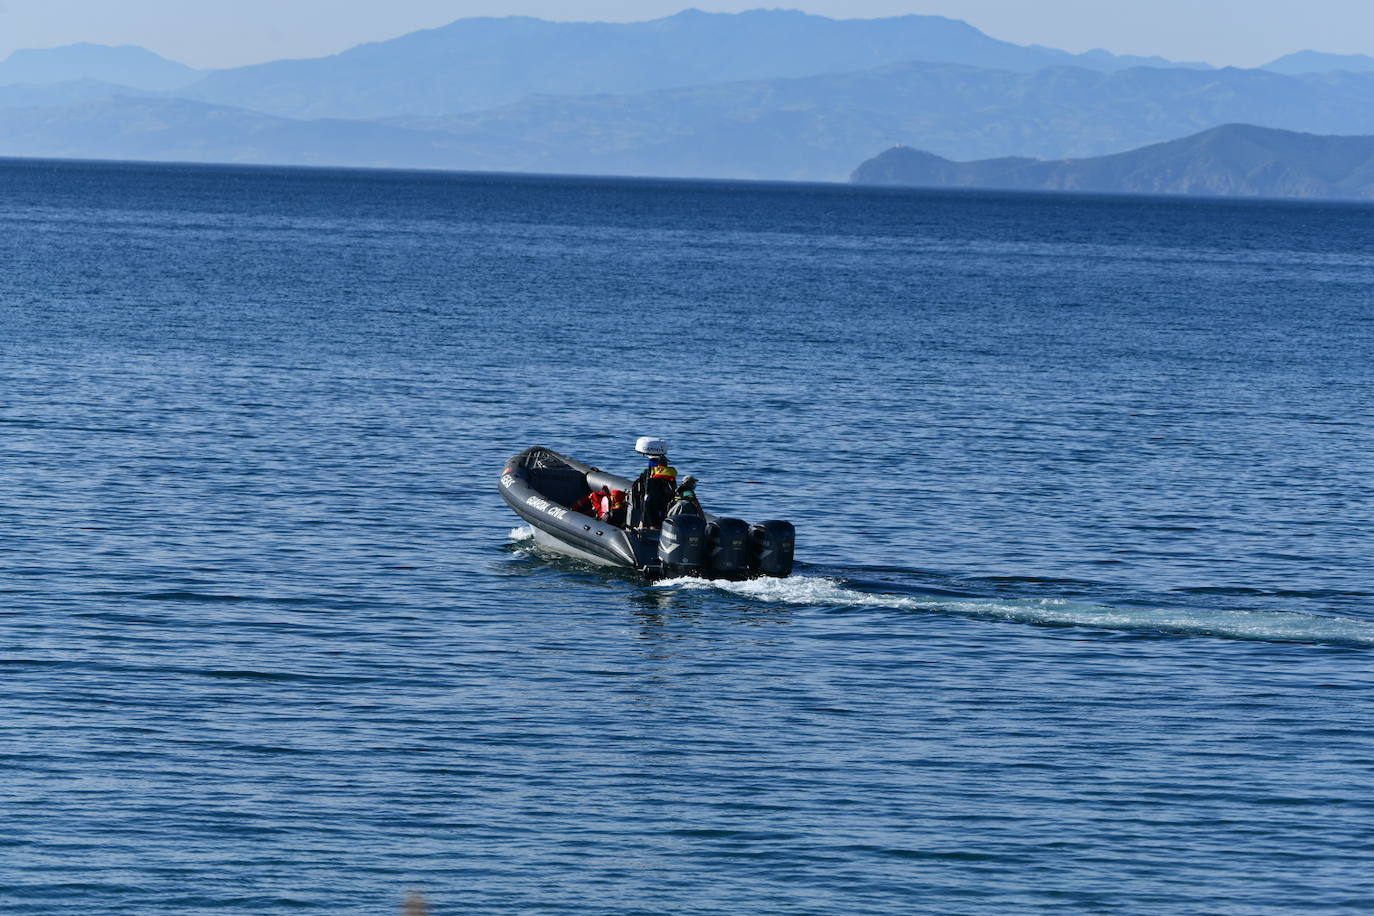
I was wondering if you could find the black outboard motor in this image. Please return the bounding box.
[706,518,751,580]
[658,514,707,577]
[750,520,796,578]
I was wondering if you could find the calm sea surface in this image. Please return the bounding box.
[2,159,1373,915]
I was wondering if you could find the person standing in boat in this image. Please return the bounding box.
[629,437,678,530]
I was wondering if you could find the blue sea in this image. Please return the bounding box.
[3,158,1373,915]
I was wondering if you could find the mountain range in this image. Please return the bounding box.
[9,62,1374,184]
[0,11,1205,118]
[1262,51,1374,75]
[172,9,1206,120]
[851,124,1374,201]
[387,64,1374,181]
[0,43,199,91]
[2,10,1374,191]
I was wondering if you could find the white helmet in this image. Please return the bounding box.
[635,436,668,457]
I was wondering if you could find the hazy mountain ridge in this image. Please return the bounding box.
[0,43,198,91]
[1263,50,1374,74]
[9,63,1374,181]
[0,80,156,109]
[386,63,1374,180]
[174,9,1208,120]
[850,124,1374,200]
[3,11,1374,183]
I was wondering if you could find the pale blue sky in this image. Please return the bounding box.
[1,0,1368,69]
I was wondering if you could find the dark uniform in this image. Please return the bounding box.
[632,458,678,529]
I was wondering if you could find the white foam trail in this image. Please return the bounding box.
[508,526,534,542]
[654,575,1374,647]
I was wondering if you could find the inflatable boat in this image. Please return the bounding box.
[500,445,795,581]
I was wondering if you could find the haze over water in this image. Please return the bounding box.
[3,159,1373,914]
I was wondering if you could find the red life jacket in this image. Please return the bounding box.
[598,489,627,522]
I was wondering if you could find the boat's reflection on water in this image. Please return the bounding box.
[495,533,794,642]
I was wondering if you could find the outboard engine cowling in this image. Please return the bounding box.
[706,518,751,580]
[658,514,707,577]
[750,520,795,578]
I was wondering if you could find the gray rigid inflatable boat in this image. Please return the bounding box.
[500,446,795,581]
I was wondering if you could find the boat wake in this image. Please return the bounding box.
[507,525,1374,647]
[653,574,1374,648]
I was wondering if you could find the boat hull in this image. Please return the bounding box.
[529,525,624,567]
[500,447,657,573]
